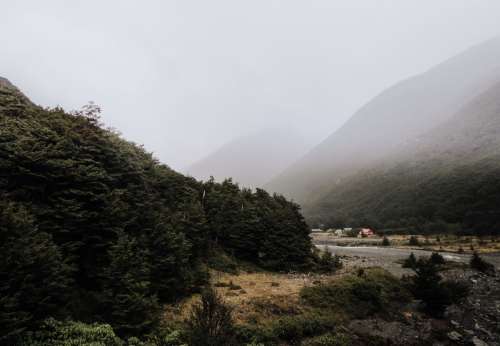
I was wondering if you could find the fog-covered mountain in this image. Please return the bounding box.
[305,79,500,232]
[186,129,309,188]
[266,37,500,204]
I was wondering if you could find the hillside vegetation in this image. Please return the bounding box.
[0,80,315,342]
[306,81,500,233]
[267,37,500,207]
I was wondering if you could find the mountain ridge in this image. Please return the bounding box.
[305,79,500,232]
[266,37,500,204]
[186,128,309,188]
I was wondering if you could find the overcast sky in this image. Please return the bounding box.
[2,1,500,170]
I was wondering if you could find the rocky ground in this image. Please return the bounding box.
[315,242,500,345]
[345,269,500,345]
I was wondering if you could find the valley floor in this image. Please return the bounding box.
[164,250,500,345]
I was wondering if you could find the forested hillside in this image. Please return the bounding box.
[267,37,500,204]
[306,81,500,234]
[0,79,314,342]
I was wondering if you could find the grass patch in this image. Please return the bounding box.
[235,312,340,345]
[302,333,351,346]
[300,268,411,319]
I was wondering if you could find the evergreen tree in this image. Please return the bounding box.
[103,234,159,336]
[0,201,71,342]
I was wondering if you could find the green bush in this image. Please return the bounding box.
[470,252,495,275]
[381,237,390,246]
[18,318,122,346]
[402,253,417,269]
[429,252,445,265]
[300,268,411,319]
[302,333,350,346]
[186,287,235,346]
[317,251,343,273]
[409,258,470,317]
[269,313,337,343]
[207,252,239,274]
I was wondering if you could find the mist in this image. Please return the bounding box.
[2,0,500,171]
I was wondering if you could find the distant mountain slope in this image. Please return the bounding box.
[305,80,500,233]
[186,129,309,188]
[266,37,500,204]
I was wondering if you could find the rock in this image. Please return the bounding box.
[451,320,459,327]
[471,336,489,346]
[447,331,462,341]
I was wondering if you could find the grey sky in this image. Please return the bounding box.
[2,0,500,170]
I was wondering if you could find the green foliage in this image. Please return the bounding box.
[316,250,343,273]
[0,87,315,338]
[381,236,390,246]
[304,128,500,235]
[186,287,235,346]
[429,252,445,265]
[300,268,411,319]
[409,258,469,317]
[17,318,122,346]
[103,234,160,336]
[302,333,350,346]
[0,202,72,343]
[268,313,337,344]
[402,253,417,269]
[470,252,495,275]
[207,252,239,274]
[202,181,315,271]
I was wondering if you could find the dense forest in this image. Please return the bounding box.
[0,81,315,343]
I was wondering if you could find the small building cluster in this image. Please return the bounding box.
[311,227,376,238]
[358,228,375,237]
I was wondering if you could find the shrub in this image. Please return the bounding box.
[470,252,495,275]
[381,237,390,246]
[409,258,469,317]
[302,333,350,346]
[233,324,277,345]
[186,287,235,346]
[402,253,417,269]
[408,236,420,246]
[270,313,337,343]
[17,318,122,346]
[300,268,410,319]
[317,251,343,273]
[429,252,445,265]
[207,252,239,274]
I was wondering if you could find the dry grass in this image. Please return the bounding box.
[163,270,337,325]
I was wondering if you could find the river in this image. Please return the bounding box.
[317,244,500,276]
